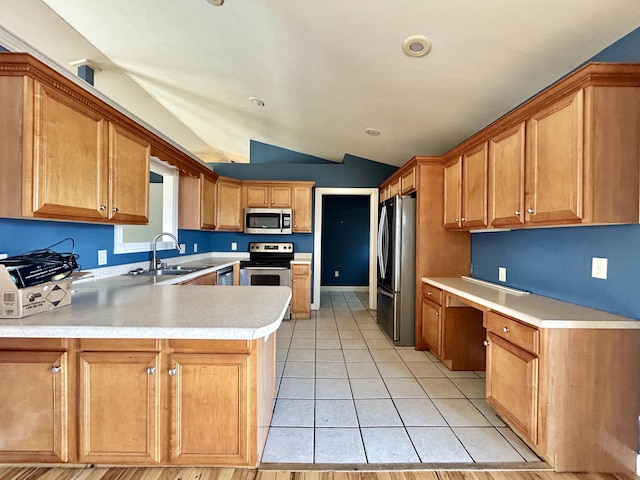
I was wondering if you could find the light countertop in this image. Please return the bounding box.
[422,276,640,329]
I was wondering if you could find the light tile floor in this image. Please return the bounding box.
[261,290,541,465]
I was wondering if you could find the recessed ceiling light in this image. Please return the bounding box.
[364,128,381,136]
[402,35,432,58]
[249,97,265,107]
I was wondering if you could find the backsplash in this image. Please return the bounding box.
[471,224,640,320]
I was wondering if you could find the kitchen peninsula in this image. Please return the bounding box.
[0,277,291,467]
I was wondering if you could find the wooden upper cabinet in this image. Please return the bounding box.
[526,90,583,225]
[488,122,526,227]
[179,172,217,230]
[245,183,292,207]
[461,143,488,228]
[0,350,68,463]
[216,177,242,231]
[32,81,109,221]
[443,157,462,228]
[400,166,416,194]
[109,123,150,224]
[444,144,488,229]
[292,184,313,232]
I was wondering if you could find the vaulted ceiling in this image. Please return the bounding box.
[1,1,639,166]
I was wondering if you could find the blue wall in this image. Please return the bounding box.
[471,225,640,319]
[470,26,640,320]
[321,195,370,286]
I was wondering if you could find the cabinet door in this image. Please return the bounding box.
[421,298,442,357]
[109,123,150,224]
[216,179,242,230]
[526,90,583,224]
[291,264,311,319]
[0,350,68,463]
[270,186,292,207]
[292,186,312,232]
[443,157,462,228]
[246,185,270,207]
[78,352,160,464]
[169,353,250,465]
[489,122,526,227]
[486,332,538,443]
[400,167,416,194]
[201,175,217,230]
[32,81,108,221]
[461,143,488,228]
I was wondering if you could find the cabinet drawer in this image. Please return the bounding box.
[421,283,443,305]
[169,339,251,353]
[0,338,68,350]
[486,311,538,355]
[291,263,310,276]
[78,338,160,351]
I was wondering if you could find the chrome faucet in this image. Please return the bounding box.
[151,232,180,271]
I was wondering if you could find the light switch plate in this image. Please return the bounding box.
[98,250,107,266]
[179,244,186,254]
[592,257,607,279]
[334,270,340,277]
[498,267,507,282]
[194,243,198,253]
[231,242,237,251]
[0,253,7,260]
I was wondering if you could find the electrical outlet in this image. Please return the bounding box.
[194,243,198,253]
[98,250,107,266]
[179,244,186,254]
[592,257,608,279]
[334,270,340,277]
[498,267,507,282]
[231,242,237,251]
[0,253,7,260]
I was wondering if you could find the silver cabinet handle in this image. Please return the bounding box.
[435,312,439,316]
[455,218,459,222]
[461,217,466,222]
[51,366,61,374]
[168,368,177,376]
[99,205,106,211]
[527,208,534,214]
[427,292,432,296]
[483,340,489,347]
[502,326,509,333]
[514,210,521,216]
[112,207,118,213]
[147,367,156,375]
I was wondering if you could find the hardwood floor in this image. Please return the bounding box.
[0,467,637,480]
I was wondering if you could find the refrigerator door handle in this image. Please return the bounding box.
[377,206,387,279]
[377,287,394,299]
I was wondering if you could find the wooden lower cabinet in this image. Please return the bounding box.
[77,351,161,464]
[420,298,442,357]
[290,263,311,319]
[0,336,277,467]
[0,350,68,463]
[169,353,250,465]
[485,332,538,442]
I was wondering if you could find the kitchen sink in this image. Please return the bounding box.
[141,266,205,276]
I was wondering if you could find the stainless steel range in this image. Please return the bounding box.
[240,242,294,318]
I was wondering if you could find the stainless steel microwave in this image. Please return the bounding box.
[244,208,292,234]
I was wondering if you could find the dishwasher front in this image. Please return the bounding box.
[216,266,234,285]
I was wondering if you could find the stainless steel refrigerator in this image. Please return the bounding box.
[376,195,416,346]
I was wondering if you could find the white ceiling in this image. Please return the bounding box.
[1,1,639,166]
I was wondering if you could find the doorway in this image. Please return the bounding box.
[312,187,379,310]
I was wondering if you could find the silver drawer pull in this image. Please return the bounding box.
[147,367,156,375]
[168,368,177,376]
[527,208,534,214]
[427,292,432,296]
[514,210,520,216]
[483,340,489,347]
[51,366,61,374]
[502,326,509,333]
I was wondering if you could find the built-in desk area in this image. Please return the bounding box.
[421,276,640,473]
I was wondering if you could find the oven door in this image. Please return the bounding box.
[240,267,291,287]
